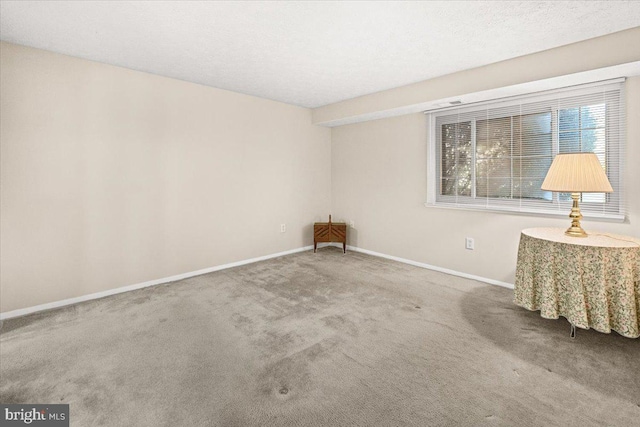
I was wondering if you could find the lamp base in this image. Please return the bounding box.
[565,193,588,238]
[565,225,588,238]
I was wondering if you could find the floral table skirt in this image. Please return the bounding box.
[514,229,640,338]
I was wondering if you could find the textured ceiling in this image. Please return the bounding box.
[1,1,639,108]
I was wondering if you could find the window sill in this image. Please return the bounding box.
[423,202,625,223]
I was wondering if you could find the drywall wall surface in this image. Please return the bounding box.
[0,42,331,312]
[314,26,640,125]
[330,77,640,284]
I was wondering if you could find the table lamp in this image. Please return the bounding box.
[541,152,613,238]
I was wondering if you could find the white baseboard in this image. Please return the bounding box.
[1,242,513,321]
[0,245,315,321]
[329,243,514,289]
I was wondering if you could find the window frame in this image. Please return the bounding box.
[426,79,625,221]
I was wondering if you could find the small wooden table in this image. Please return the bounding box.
[314,215,347,253]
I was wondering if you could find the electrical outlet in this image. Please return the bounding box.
[465,237,474,250]
[280,224,286,233]
[349,220,355,228]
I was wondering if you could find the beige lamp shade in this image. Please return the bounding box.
[541,153,613,193]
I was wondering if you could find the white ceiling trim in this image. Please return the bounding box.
[316,62,640,127]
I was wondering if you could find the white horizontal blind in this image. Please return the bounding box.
[428,80,625,220]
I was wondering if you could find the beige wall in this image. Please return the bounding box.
[3,30,640,314]
[0,42,331,313]
[331,77,640,284]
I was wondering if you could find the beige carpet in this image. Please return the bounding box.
[1,247,639,426]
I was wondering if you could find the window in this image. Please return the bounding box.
[427,80,625,220]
